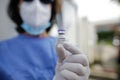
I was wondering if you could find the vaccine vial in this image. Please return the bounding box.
[58,29,66,44]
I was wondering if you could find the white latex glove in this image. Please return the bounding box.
[54,42,90,80]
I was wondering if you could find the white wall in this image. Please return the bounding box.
[77,17,97,63]
[0,0,17,41]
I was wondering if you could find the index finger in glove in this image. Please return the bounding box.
[63,42,82,55]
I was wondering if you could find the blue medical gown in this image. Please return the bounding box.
[0,34,58,80]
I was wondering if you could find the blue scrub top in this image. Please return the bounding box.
[0,34,58,80]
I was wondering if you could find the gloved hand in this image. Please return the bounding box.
[54,42,90,80]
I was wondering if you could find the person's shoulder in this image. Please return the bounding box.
[48,36,58,43]
[0,35,19,44]
[49,36,57,40]
[0,35,20,51]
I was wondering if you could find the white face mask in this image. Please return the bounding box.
[19,0,51,28]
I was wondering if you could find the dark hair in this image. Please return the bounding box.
[7,0,61,33]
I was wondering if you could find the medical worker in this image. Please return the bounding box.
[0,0,90,80]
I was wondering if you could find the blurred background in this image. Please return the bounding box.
[0,0,120,80]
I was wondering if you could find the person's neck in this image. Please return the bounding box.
[23,31,49,38]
